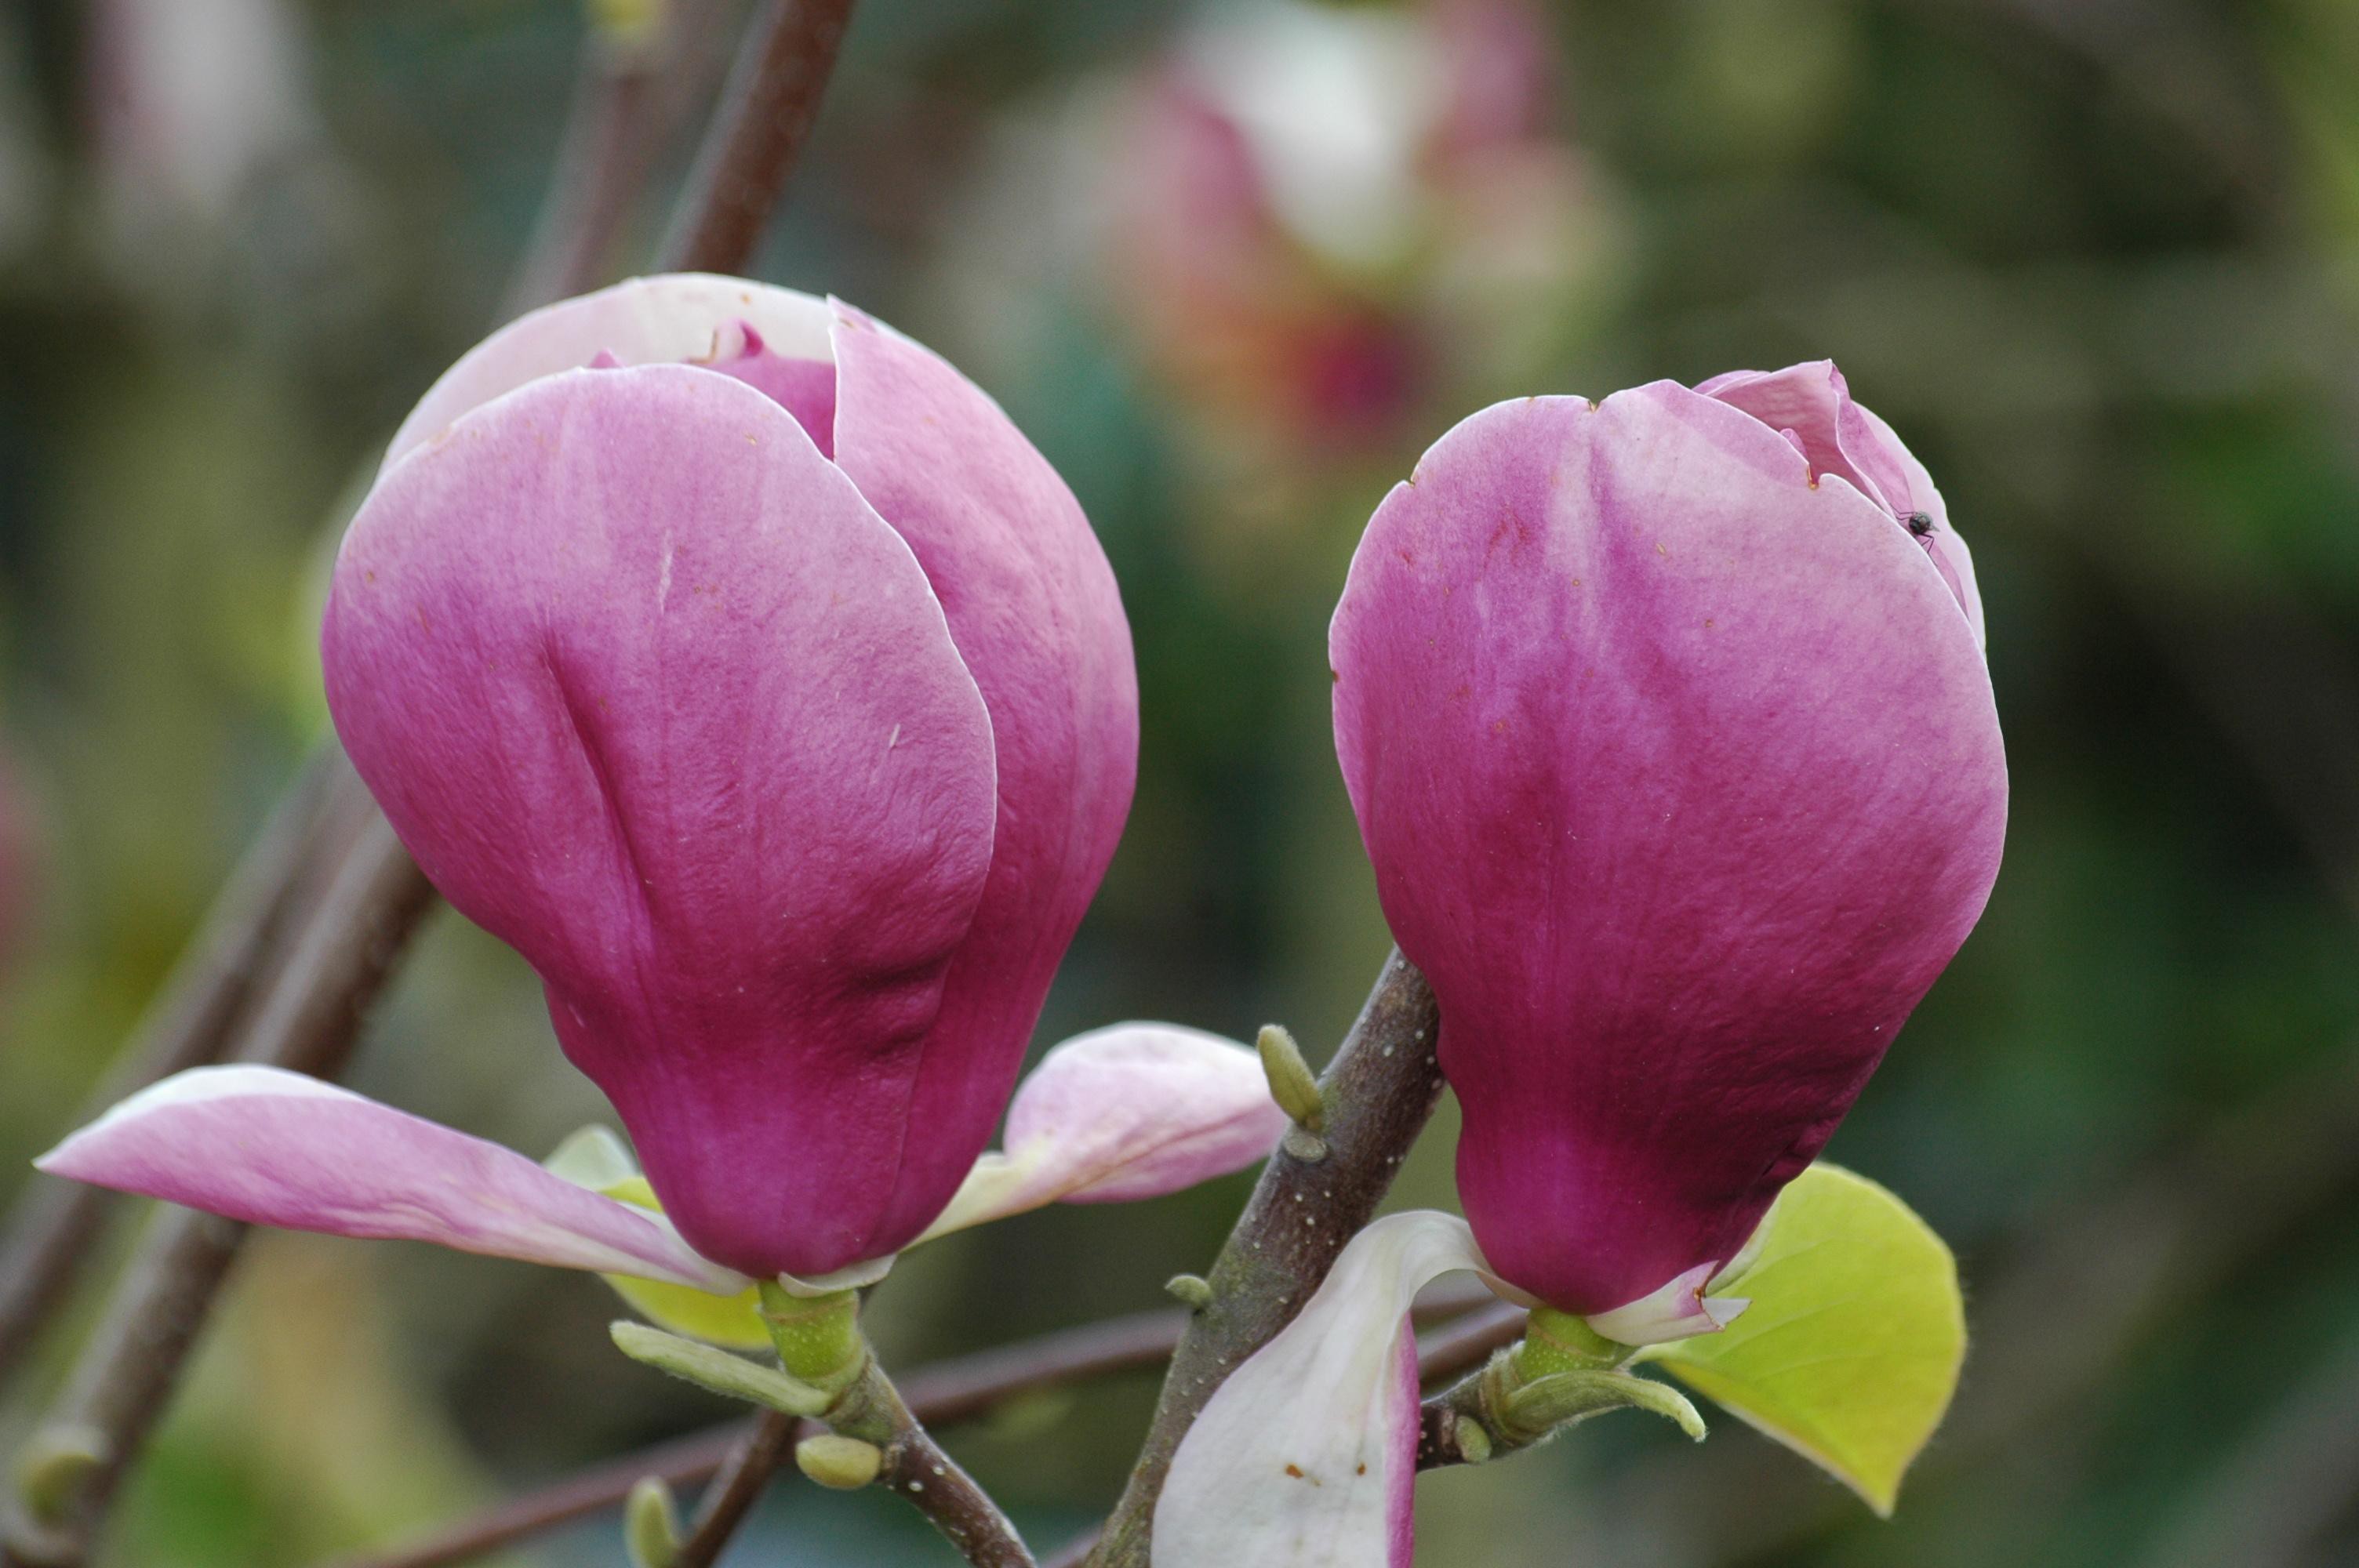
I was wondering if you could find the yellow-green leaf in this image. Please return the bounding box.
[1641,1163,1963,1515]
[598,1174,769,1352]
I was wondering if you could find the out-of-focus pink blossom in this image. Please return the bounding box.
[1102,0,1613,454]
[86,0,318,267]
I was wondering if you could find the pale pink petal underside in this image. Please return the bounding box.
[1154,1210,1490,1568]
[37,1065,745,1290]
[916,1023,1286,1241]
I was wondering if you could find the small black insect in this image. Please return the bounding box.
[1904,511,1936,537]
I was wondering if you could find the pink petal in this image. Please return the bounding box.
[36,1067,743,1290]
[827,303,1140,1254]
[1154,1211,1488,1568]
[383,274,835,470]
[323,365,1001,1279]
[1696,361,1984,648]
[916,1023,1286,1240]
[1330,383,2005,1316]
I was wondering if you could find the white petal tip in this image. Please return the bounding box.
[774,1254,896,1297]
[1586,1262,1746,1346]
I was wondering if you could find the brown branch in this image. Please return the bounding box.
[658,0,860,273]
[2,808,438,1568]
[320,1296,1513,1568]
[501,40,663,318]
[323,1307,1190,1568]
[2,1,860,1555]
[1086,949,1445,1568]
[832,1364,1034,1568]
[1412,1298,1524,1381]
[0,751,338,1393]
[671,1410,798,1568]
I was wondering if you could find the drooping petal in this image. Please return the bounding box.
[827,303,1141,1254]
[383,274,836,469]
[916,1023,1286,1241]
[1696,361,1984,648]
[1154,1211,1489,1568]
[1330,383,2005,1316]
[37,1067,743,1290]
[323,365,1001,1279]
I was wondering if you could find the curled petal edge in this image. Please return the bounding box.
[1584,1261,1751,1348]
[1154,1210,1490,1568]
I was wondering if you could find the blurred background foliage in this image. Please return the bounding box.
[2,0,2359,1563]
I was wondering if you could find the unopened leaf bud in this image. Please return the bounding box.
[795,1434,885,1490]
[1256,1025,1324,1133]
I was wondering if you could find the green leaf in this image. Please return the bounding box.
[598,1174,772,1351]
[608,1323,833,1416]
[543,1129,772,1351]
[1641,1163,1963,1516]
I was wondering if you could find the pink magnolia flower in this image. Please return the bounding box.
[316,274,1139,1281]
[1160,365,2001,1568]
[1331,361,2006,1324]
[39,1023,1291,1299]
[38,274,1283,1301]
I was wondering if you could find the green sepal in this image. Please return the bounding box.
[14,1425,108,1525]
[609,1322,834,1417]
[602,1173,771,1350]
[1500,1369,1706,1443]
[1641,1163,1965,1516]
[623,1475,682,1568]
[543,1129,772,1351]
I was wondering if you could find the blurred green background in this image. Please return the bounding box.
[5,0,2359,1563]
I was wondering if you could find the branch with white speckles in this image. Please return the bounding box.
[1085,949,1446,1567]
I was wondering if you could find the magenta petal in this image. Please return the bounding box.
[827,303,1140,1254]
[1154,1212,1488,1568]
[323,365,1001,1279]
[703,330,837,457]
[1330,383,2006,1316]
[1696,361,1984,644]
[916,1023,1285,1240]
[36,1067,743,1289]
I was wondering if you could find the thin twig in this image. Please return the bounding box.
[502,38,663,318]
[2,810,438,1568]
[833,1363,1034,1568]
[1412,1300,1525,1392]
[1087,949,1445,1568]
[0,750,337,1392]
[2,0,857,1552]
[658,0,860,272]
[671,1410,798,1568]
[319,1297,1514,1568]
[323,1307,1190,1568]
